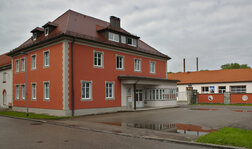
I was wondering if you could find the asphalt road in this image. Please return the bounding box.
[0,116,213,149]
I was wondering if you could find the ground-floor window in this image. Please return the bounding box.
[230,86,246,93]
[147,88,176,100]
[15,85,19,100]
[31,83,36,100]
[21,84,25,100]
[218,86,226,93]
[201,86,209,93]
[81,81,92,100]
[105,82,114,99]
[44,82,50,100]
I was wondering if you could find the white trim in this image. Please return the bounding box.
[15,59,19,73]
[93,50,104,68]
[150,61,156,74]
[45,27,49,36]
[105,81,115,100]
[31,82,37,100]
[62,41,70,111]
[43,81,50,101]
[15,84,20,100]
[43,50,50,68]
[116,54,124,70]
[81,80,93,101]
[108,32,119,42]
[134,58,141,72]
[31,54,37,70]
[20,83,25,100]
[20,57,25,72]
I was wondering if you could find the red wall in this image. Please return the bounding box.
[72,43,167,109]
[230,94,252,104]
[13,43,63,110]
[198,94,224,103]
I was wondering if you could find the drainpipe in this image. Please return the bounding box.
[71,38,75,116]
[133,80,139,110]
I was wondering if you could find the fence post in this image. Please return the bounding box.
[224,92,230,104]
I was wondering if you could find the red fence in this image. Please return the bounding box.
[198,93,252,104]
[198,94,224,103]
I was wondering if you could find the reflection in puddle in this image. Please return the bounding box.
[232,110,252,113]
[190,108,219,111]
[99,122,216,136]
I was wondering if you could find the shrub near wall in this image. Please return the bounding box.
[198,94,224,104]
[230,93,252,104]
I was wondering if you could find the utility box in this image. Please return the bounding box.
[224,92,230,104]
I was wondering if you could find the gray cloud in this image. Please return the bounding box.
[0,0,251,72]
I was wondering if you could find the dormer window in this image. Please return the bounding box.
[33,33,37,40]
[128,38,137,47]
[45,27,49,36]
[108,32,119,42]
[121,36,126,44]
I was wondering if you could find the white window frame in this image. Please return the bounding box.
[108,32,119,42]
[218,86,226,94]
[31,54,37,70]
[93,50,104,68]
[150,61,156,74]
[230,86,246,93]
[121,36,126,44]
[43,81,50,100]
[116,55,124,70]
[15,85,19,100]
[3,72,7,83]
[201,86,209,94]
[20,58,25,72]
[15,59,19,73]
[33,33,37,40]
[81,81,92,101]
[134,58,141,72]
[128,38,137,47]
[105,81,115,100]
[31,83,37,100]
[43,50,50,68]
[45,27,49,36]
[21,84,25,100]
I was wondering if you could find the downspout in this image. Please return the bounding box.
[133,80,139,110]
[71,38,75,116]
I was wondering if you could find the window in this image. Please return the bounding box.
[33,33,37,40]
[21,58,25,72]
[81,81,92,100]
[94,51,103,67]
[31,83,36,100]
[105,82,114,99]
[116,55,124,70]
[108,32,119,42]
[230,86,246,93]
[44,82,50,100]
[201,86,209,93]
[31,55,36,69]
[121,36,126,44]
[43,51,50,67]
[128,38,137,47]
[21,84,25,100]
[45,27,49,36]
[15,59,19,73]
[15,85,19,100]
[3,72,7,83]
[134,59,141,72]
[150,61,156,73]
[218,86,226,93]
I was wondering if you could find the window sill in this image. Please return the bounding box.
[93,65,104,69]
[105,98,115,100]
[81,98,93,101]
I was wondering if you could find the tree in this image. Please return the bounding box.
[221,63,250,70]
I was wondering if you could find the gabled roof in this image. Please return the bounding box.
[0,53,11,70]
[168,69,252,84]
[8,10,170,59]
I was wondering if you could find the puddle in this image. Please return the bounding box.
[31,122,43,125]
[232,110,252,113]
[99,122,216,136]
[190,108,219,111]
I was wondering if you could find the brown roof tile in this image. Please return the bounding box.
[0,53,11,67]
[168,69,252,84]
[9,10,169,59]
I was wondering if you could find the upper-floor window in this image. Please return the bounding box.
[201,86,209,93]
[21,58,25,72]
[121,36,126,44]
[15,85,19,100]
[15,59,19,73]
[218,86,226,93]
[33,33,37,40]
[230,86,246,93]
[105,82,114,99]
[44,82,50,100]
[31,83,36,100]
[128,38,137,47]
[3,72,7,83]
[108,32,119,42]
[94,51,103,68]
[150,61,156,74]
[45,27,49,36]
[134,59,141,72]
[21,84,25,100]
[31,55,36,70]
[81,81,92,100]
[116,55,124,70]
[43,51,50,67]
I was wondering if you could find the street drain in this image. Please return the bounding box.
[36,140,44,143]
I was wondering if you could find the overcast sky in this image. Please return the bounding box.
[0,0,251,72]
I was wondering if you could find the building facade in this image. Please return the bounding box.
[168,69,252,104]
[0,54,12,108]
[8,10,178,116]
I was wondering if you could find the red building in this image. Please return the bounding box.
[8,10,178,116]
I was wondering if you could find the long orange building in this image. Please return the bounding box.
[8,10,178,116]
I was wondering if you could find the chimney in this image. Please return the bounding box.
[110,16,120,29]
[183,58,185,72]
[196,57,199,71]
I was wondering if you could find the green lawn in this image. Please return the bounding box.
[0,111,69,120]
[196,127,252,148]
[193,103,252,106]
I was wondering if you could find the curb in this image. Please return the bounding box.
[0,115,243,149]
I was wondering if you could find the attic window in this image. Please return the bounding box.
[33,33,37,40]
[108,32,119,42]
[45,27,49,36]
[128,38,137,47]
